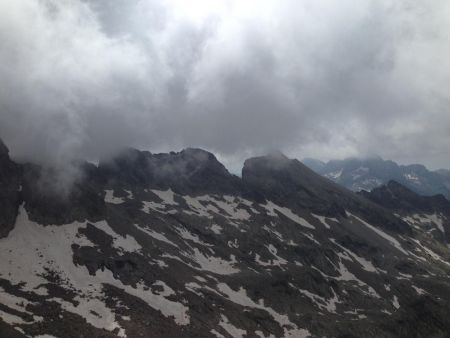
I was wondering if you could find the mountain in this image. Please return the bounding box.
[0,139,21,237]
[436,168,450,177]
[0,140,450,338]
[360,181,450,244]
[301,158,326,173]
[303,156,450,200]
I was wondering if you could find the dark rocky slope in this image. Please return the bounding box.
[0,139,21,237]
[0,140,449,338]
[361,181,450,244]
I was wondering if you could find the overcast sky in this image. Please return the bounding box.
[0,0,449,172]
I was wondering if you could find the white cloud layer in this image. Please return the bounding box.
[0,0,449,170]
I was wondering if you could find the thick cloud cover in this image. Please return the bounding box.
[0,0,449,172]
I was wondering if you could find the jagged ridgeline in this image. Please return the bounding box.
[0,139,450,338]
[304,156,450,200]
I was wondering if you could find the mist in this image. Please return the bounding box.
[1,0,449,172]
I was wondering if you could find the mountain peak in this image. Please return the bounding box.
[181,147,216,158]
[243,152,290,171]
[0,138,10,157]
[243,152,354,215]
[100,147,241,195]
[385,179,416,193]
[266,150,289,160]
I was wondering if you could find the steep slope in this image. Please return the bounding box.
[301,158,326,173]
[0,139,21,238]
[304,156,450,200]
[243,152,411,235]
[361,181,450,244]
[0,145,449,338]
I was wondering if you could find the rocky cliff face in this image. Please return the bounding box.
[0,142,450,338]
[20,162,107,226]
[98,148,244,195]
[361,181,450,245]
[0,139,20,237]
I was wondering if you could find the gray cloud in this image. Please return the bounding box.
[0,0,449,172]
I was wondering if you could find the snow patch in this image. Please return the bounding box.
[0,207,189,335]
[218,314,247,338]
[189,249,239,275]
[210,224,223,235]
[262,202,315,229]
[209,196,251,220]
[255,245,287,267]
[330,239,378,273]
[177,227,211,246]
[325,169,343,179]
[151,189,178,205]
[349,213,408,255]
[217,283,310,338]
[134,224,178,248]
[311,214,331,229]
[263,225,284,241]
[412,285,426,295]
[409,238,450,266]
[183,196,219,218]
[93,221,142,253]
[392,296,400,309]
[294,285,340,313]
[332,261,380,299]
[104,190,125,205]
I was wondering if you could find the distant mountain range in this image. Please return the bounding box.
[303,156,450,200]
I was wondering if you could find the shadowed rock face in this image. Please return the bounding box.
[243,152,366,213]
[0,139,20,237]
[361,181,450,244]
[1,141,450,338]
[243,153,412,235]
[98,148,244,196]
[20,162,107,225]
[361,181,450,214]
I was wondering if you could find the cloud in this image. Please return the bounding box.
[0,0,449,171]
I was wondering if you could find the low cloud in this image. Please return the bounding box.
[0,0,449,172]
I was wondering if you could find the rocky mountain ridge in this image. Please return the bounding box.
[0,139,449,338]
[303,157,450,200]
